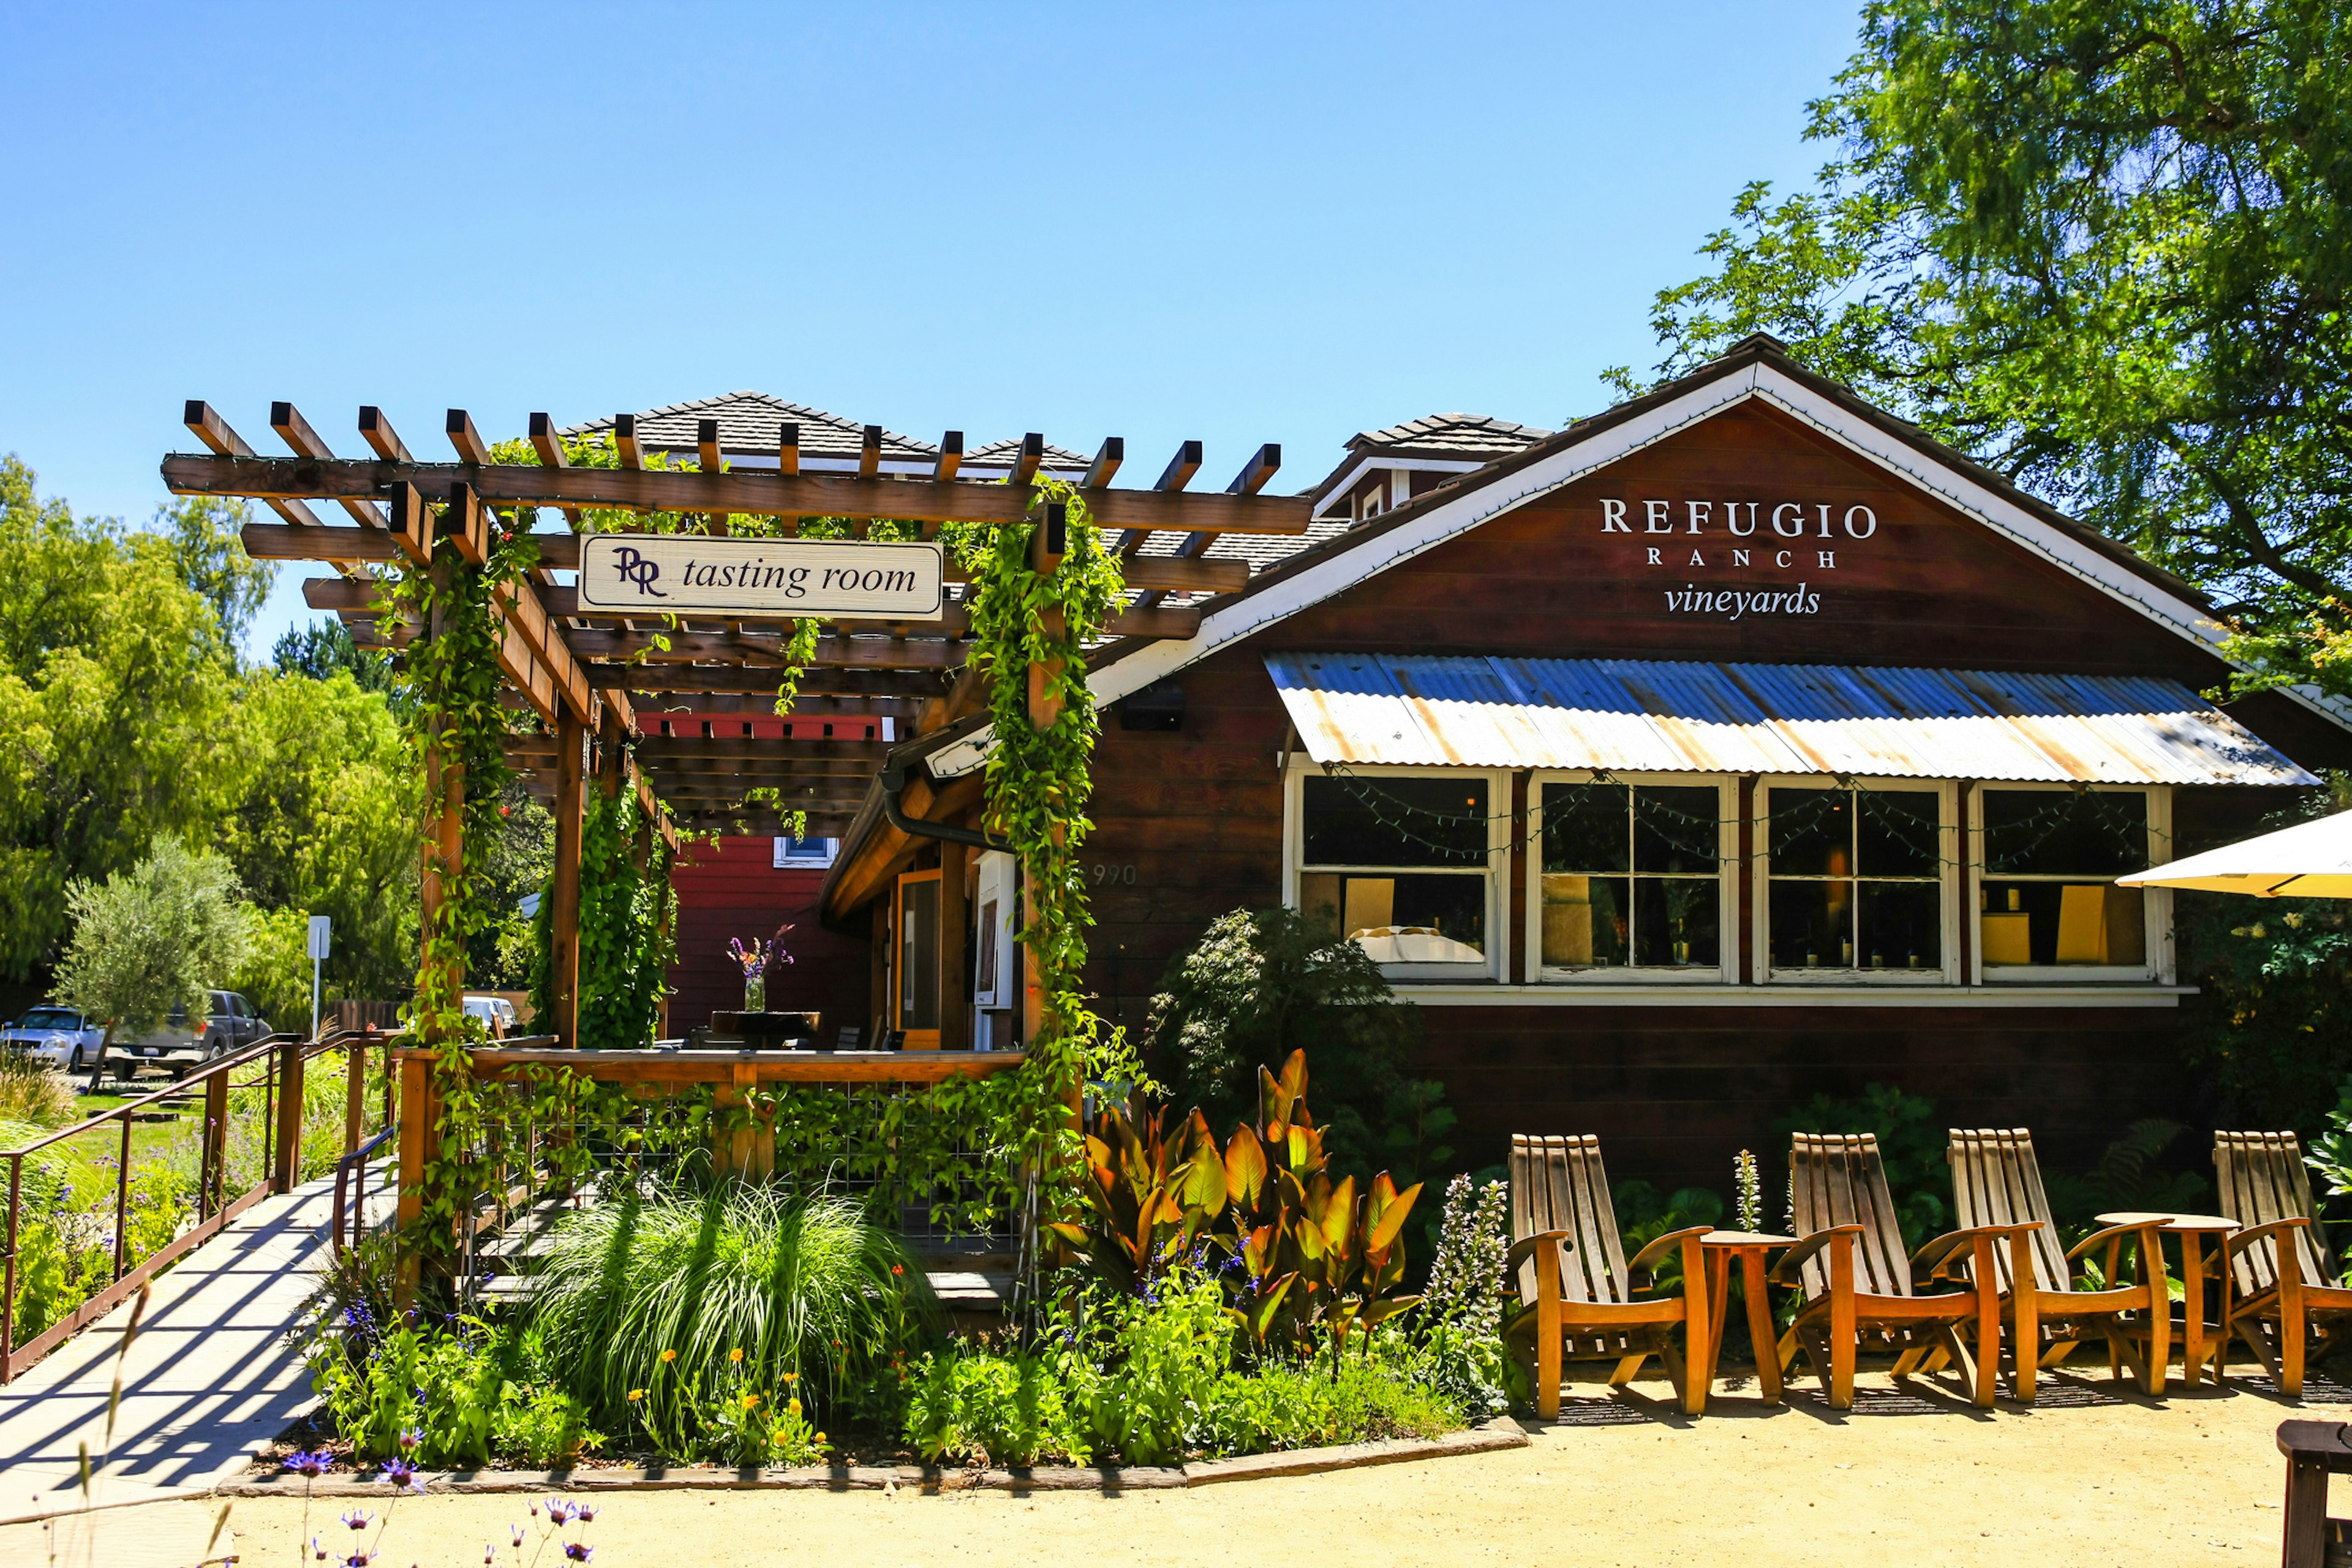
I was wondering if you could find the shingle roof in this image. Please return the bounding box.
[559,391,937,464]
[1348,412,1551,459]
[962,437,1090,474]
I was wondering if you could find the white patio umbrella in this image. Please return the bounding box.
[2117,809,2352,898]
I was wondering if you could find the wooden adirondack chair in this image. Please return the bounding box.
[1947,1128,2170,1398]
[1771,1132,2014,1409]
[2214,1131,2352,1396]
[1506,1134,1711,1419]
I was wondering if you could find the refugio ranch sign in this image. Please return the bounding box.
[576,534,946,620]
[1599,497,1884,620]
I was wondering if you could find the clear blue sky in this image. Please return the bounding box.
[0,2,1860,658]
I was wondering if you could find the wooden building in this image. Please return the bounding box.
[819,336,2352,1188]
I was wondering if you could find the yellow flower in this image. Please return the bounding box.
[787,1398,801,1415]
[742,1393,760,1411]
[627,1389,645,1402]
[660,1349,677,1363]
[781,1371,797,1384]
[815,1433,826,1445]
[729,1347,744,1363]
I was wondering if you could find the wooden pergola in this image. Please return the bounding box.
[164,400,1306,1042]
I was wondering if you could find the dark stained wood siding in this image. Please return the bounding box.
[1065,399,2352,1190]
[669,835,870,1038]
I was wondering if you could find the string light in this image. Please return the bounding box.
[1307,763,2168,875]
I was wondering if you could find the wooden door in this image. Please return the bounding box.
[894,868,943,1050]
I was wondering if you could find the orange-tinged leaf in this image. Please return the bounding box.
[1224,1123,1267,1208]
[1277,1047,1307,1104]
[1364,1180,1422,1254]
[1321,1176,1357,1251]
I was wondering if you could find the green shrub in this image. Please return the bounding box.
[905,1348,1096,1467]
[1146,907,1453,1189]
[1198,1355,1462,1455]
[306,1313,605,1470]
[530,1183,931,1450]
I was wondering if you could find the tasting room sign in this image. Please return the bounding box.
[1600,497,1884,621]
[577,534,945,620]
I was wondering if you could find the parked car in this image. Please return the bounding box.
[0,1005,108,1071]
[463,995,518,1038]
[108,990,274,1080]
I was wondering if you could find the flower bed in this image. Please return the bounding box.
[287,1054,1521,1475]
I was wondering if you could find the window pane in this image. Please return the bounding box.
[1858,881,1940,970]
[1325,872,1485,962]
[1542,873,1628,968]
[1541,783,1629,874]
[1633,877,1720,968]
[1980,881,2146,967]
[1634,786,1720,874]
[1981,790,2150,876]
[899,880,940,1030]
[1770,787,1851,878]
[1302,774,1488,867]
[1769,878,1853,969]
[1858,790,1939,878]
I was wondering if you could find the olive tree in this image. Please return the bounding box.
[54,836,255,1084]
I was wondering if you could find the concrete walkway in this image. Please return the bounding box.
[0,1166,386,1524]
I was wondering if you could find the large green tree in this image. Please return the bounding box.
[1609,0,2351,623]
[0,456,419,1005]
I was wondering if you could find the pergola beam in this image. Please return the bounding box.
[165,452,1314,533]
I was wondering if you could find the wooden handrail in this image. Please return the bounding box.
[390,1046,1025,1085]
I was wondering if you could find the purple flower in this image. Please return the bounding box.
[380,1458,421,1492]
[341,1553,375,1568]
[398,1427,421,1452]
[574,1505,598,1524]
[563,1545,592,1563]
[510,1526,527,1547]
[544,1498,578,1524]
[484,1549,496,1566]
[284,1450,335,1478]
[341,1509,374,1531]
[312,1535,326,1561]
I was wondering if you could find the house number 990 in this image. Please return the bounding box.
[1090,863,1138,886]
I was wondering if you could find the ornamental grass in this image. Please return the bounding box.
[531,1182,933,1446]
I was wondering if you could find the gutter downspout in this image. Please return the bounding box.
[880,764,1010,853]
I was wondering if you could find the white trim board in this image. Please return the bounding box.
[1392,983,2195,1009]
[929,360,2351,779]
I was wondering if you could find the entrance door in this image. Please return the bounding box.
[894,869,943,1050]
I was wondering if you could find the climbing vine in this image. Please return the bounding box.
[378,497,538,1256]
[527,783,678,1049]
[950,477,1144,1167]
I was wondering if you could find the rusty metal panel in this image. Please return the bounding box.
[1264,654,2316,786]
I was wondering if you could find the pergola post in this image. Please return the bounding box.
[549,705,586,1047]
[1023,505,1066,1082]
[415,488,465,1042]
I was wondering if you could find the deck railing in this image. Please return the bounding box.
[391,1046,1031,1285]
[0,1027,399,1382]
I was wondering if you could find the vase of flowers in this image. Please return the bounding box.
[729,933,793,1015]
[730,937,770,1014]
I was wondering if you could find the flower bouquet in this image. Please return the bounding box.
[728,933,791,1013]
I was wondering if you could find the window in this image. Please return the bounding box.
[1759,782,1951,981]
[1534,776,1733,979]
[774,837,839,869]
[1293,769,1499,977]
[1975,786,2159,978]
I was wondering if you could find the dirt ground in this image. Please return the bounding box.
[69,1369,2349,1568]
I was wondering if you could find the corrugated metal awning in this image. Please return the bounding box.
[1265,654,2316,785]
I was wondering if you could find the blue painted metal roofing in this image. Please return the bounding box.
[1264,654,2316,785]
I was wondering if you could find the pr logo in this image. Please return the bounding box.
[611,545,667,597]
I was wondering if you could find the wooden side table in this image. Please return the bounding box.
[2278,1420,2352,1567]
[2098,1210,2239,1387]
[1697,1230,1795,1403]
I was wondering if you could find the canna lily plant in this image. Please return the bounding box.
[1049,1049,1423,1364]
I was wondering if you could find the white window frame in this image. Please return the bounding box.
[1967,782,2174,985]
[774,836,839,869]
[1524,771,1740,985]
[1284,761,1509,982]
[1751,776,1961,986]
